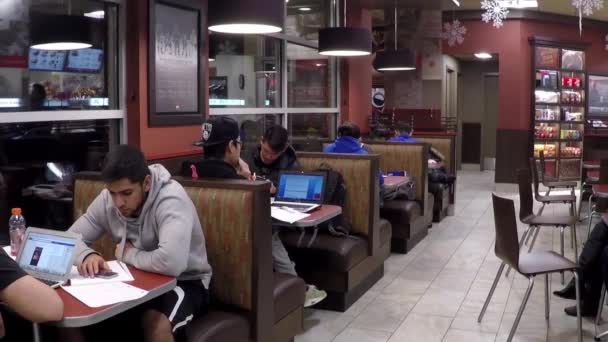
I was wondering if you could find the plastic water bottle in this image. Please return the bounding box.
[9,208,26,256]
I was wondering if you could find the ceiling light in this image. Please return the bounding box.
[84,10,105,19]
[475,52,493,59]
[208,58,215,62]
[452,0,460,6]
[299,7,312,11]
[30,14,94,51]
[498,0,538,8]
[209,0,284,34]
[318,0,372,56]
[373,1,416,71]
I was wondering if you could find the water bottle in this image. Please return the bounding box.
[9,208,26,256]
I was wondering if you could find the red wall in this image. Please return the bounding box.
[126,0,207,160]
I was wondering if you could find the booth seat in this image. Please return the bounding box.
[279,153,391,312]
[362,142,432,253]
[73,173,304,342]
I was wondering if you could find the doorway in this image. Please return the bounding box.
[482,74,499,170]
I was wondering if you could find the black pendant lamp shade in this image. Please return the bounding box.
[318,27,372,56]
[209,0,284,34]
[30,14,93,50]
[373,48,416,71]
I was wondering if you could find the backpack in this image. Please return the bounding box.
[314,163,351,237]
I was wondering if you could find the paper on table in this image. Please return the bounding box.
[271,207,309,224]
[70,260,134,286]
[61,282,148,308]
[2,246,15,260]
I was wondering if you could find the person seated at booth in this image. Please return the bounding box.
[193,116,327,308]
[0,249,64,341]
[389,122,418,143]
[65,145,212,342]
[242,125,300,195]
[324,121,368,155]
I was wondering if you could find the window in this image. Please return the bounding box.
[287,43,336,108]
[209,35,281,108]
[0,0,119,112]
[220,114,282,156]
[285,0,331,43]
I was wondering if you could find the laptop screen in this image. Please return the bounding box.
[277,173,324,203]
[18,232,77,277]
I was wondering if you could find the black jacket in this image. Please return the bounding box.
[194,159,245,180]
[242,145,300,185]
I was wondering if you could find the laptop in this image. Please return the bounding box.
[271,171,326,213]
[16,227,81,288]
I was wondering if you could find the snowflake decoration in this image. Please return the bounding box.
[572,0,604,16]
[442,20,467,46]
[481,0,509,28]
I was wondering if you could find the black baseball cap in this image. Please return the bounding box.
[194,116,240,147]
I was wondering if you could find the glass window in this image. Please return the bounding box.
[216,114,282,155]
[0,0,119,112]
[285,0,330,43]
[287,43,336,107]
[288,113,335,151]
[209,35,281,108]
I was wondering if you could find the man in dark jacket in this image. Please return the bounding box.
[193,117,327,308]
[242,125,300,195]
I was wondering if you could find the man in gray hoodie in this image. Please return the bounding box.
[66,145,212,342]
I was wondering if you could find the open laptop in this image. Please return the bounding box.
[271,171,326,213]
[16,227,81,288]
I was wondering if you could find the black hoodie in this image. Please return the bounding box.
[242,145,300,186]
[194,159,245,180]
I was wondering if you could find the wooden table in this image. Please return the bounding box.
[53,266,176,328]
[592,184,608,199]
[274,204,342,228]
[383,175,409,191]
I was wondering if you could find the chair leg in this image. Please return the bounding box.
[588,194,595,225]
[507,277,535,342]
[578,183,587,221]
[528,226,540,253]
[572,224,579,264]
[479,262,505,323]
[545,273,550,321]
[588,210,597,242]
[574,271,583,342]
[596,284,606,336]
[560,226,565,284]
[506,228,530,278]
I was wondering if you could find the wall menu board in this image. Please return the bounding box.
[535,46,560,69]
[28,49,66,71]
[66,49,103,72]
[588,75,608,116]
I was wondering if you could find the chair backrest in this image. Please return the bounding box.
[529,157,541,198]
[538,150,548,182]
[600,159,608,184]
[492,194,521,271]
[516,168,535,220]
[73,173,274,342]
[414,135,456,174]
[296,152,382,254]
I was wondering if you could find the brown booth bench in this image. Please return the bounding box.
[362,142,433,253]
[73,173,304,342]
[279,152,391,312]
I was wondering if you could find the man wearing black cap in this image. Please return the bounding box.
[193,117,327,307]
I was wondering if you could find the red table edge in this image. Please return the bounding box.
[292,204,342,228]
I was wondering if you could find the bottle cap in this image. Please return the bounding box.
[11,208,21,216]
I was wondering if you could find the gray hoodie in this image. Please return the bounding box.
[69,164,212,288]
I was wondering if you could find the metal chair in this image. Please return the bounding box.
[578,160,608,221]
[530,157,577,216]
[538,151,577,195]
[479,194,582,342]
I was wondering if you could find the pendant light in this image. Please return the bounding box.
[209,0,284,34]
[318,0,372,56]
[30,14,93,50]
[373,2,416,72]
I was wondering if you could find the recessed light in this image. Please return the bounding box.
[452,0,460,6]
[475,52,493,59]
[498,0,538,8]
[208,57,215,62]
[31,42,92,50]
[209,24,282,34]
[84,10,105,19]
[299,7,312,11]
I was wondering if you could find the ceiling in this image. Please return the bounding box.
[440,0,608,22]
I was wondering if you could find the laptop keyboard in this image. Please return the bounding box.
[35,278,61,288]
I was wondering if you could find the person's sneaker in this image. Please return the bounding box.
[553,278,577,300]
[304,285,327,308]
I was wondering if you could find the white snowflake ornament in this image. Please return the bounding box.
[481,0,509,28]
[572,0,604,35]
[442,20,467,46]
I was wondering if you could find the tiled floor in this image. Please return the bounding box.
[296,170,603,342]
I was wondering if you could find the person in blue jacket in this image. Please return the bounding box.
[389,122,418,143]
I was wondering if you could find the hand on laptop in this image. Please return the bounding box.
[79,254,110,278]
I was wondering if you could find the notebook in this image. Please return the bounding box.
[16,227,81,288]
[271,171,326,213]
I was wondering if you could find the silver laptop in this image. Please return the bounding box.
[271,171,326,213]
[16,227,81,288]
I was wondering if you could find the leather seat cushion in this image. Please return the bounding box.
[274,273,306,323]
[379,219,392,246]
[280,231,368,272]
[381,200,422,221]
[187,311,250,342]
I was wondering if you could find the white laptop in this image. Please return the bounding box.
[271,171,326,213]
[16,227,81,288]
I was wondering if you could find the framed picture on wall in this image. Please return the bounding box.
[148,0,206,126]
[588,74,608,117]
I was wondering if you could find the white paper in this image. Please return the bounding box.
[271,207,309,224]
[61,282,148,308]
[2,246,15,260]
[69,260,134,286]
